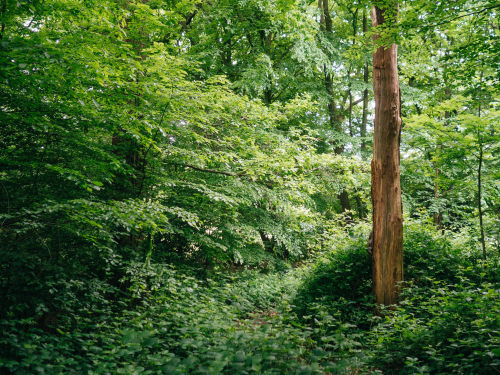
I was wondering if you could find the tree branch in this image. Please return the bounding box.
[181,163,245,177]
[417,4,500,30]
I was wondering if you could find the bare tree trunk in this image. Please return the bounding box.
[478,141,486,260]
[320,0,352,214]
[361,11,369,155]
[477,103,487,259]
[354,9,370,220]
[0,0,6,40]
[348,88,353,137]
[433,82,451,230]
[371,3,403,306]
[433,176,443,228]
[433,148,442,229]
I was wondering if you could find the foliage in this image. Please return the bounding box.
[3,224,498,374]
[293,234,373,327]
[0,264,318,374]
[368,279,500,374]
[0,0,350,322]
[0,0,499,373]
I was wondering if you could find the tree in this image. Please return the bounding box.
[371,1,404,306]
[398,0,499,253]
[0,0,337,318]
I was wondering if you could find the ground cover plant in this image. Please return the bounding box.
[1,0,499,373]
[1,223,499,374]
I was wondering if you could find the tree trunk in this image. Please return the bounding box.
[361,11,369,155]
[353,9,370,220]
[0,0,6,40]
[433,150,442,229]
[478,141,486,260]
[371,3,403,306]
[320,0,351,214]
[433,83,450,230]
[478,103,486,260]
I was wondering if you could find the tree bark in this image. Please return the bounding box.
[477,103,486,259]
[353,9,370,220]
[320,0,352,214]
[371,3,403,306]
[478,140,486,260]
[0,0,6,40]
[361,11,369,155]
[433,157,442,229]
[433,80,451,230]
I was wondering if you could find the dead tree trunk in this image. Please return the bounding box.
[371,2,403,306]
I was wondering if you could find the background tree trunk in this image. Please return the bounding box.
[477,103,486,259]
[321,0,352,215]
[361,11,369,155]
[371,3,403,306]
[433,151,443,229]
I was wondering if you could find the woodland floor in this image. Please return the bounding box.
[1,225,499,374]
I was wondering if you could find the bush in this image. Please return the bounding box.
[404,224,500,287]
[291,223,500,374]
[367,280,500,374]
[293,236,373,327]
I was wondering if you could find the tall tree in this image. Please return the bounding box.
[371,1,403,306]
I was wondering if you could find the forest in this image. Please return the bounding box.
[0,0,499,373]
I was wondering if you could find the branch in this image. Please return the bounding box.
[181,2,205,31]
[181,163,245,177]
[351,97,364,107]
[177,163,277,188]
[416,4,500,30]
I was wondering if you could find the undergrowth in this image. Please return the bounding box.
[1,223,499,374]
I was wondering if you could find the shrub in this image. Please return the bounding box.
[293,236,373,327]
[367,280,500,374]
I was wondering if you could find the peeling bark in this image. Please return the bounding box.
[371,3,403,306]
